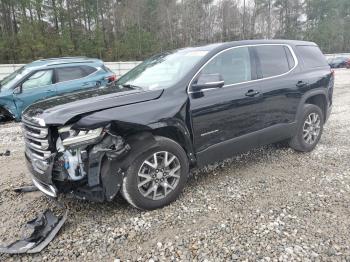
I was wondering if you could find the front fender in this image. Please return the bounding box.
[73,94,196,163]
[0,94,18,120]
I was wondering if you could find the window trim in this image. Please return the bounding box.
[53,65,100,85]
[188,44,298,94]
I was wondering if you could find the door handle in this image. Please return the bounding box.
[245,89,260,97]
[296,81,308,88]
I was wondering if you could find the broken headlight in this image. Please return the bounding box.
[58,125,104,147]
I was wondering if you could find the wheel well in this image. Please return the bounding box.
[0,106,13,121]
[152,127,190,154]
[305,95,327,120]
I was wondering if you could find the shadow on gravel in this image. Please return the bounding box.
[187,144,294,187]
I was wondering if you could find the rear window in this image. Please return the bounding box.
[81,65,97,75]
[255,45,292,78]
[297,45,329,68]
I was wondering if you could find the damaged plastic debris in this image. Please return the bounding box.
[0,150,10,156]
[13,185,39,193]
[0,209,67,254]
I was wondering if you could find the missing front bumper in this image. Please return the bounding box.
[25,153,58,198]
[25,134,130,202]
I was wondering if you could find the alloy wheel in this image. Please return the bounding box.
[302,112,321,144]
[137,151,181,200]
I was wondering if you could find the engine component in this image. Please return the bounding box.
[56,138,86,181]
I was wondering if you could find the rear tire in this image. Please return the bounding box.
[289,104,324,152]
[121,136,189,210]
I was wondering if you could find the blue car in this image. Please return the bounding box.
[0,57,116,121]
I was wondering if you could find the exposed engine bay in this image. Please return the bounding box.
[51,131,130,202]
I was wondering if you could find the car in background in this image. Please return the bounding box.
[327,56,350,69]
[0,57,116,121]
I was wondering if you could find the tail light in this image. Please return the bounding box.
[331,69,335,76]
[106,74,117,83]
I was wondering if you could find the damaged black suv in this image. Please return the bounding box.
[22,40,333,210]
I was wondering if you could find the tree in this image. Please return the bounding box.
[0,0,347,63]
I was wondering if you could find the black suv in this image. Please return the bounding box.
[22,40,333,210]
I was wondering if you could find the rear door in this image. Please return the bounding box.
[253,44,301,140]
[13,69,55,114]
[54,65,100,94]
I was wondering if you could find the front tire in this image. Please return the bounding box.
[289,104,324,152]
[121,136,189,210]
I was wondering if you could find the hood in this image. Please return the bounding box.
[23,86,164,125]
[0,87,11,95]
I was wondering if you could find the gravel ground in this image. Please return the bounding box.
[0,69,350,261]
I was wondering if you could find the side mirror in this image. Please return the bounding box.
[13,86,21,94]
[191,73,224,92]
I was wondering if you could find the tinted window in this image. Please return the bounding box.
[56,66,95,83]
[81,65,97,75]
[255,45,290,78]
[22,70,53,90]
[200,47,252,85]
[297,45,328,68]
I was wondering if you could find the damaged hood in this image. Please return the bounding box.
[23,86,164,125]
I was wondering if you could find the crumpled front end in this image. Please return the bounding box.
[23,115,130,202]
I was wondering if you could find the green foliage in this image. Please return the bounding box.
[304,0,350,52]
[0,0,347,63]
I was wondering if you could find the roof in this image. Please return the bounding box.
[25,57,103,69]
[181,39,317,53]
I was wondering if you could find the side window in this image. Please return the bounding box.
[296,45,329,69]
[200,47,252,86]
[55,66,93,83]
[255,45,291,78]
[22,70,53,90]
[81,65,97,75]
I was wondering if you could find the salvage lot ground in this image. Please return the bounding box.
[0,69,350,261]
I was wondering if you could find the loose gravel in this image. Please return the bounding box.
[0,69,350,261]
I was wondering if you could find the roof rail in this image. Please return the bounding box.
[45,60,96,67]
[37,56,89,62]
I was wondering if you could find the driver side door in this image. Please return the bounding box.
[189,46,264,165]
[13,69,56,115]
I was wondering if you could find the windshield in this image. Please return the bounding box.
[116,49,208,90]
[0,66,29,90]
